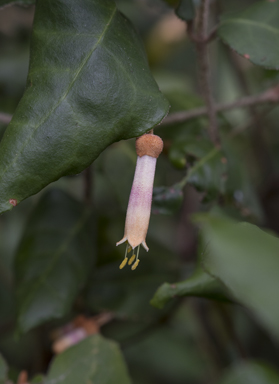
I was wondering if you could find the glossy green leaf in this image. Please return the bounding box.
[176,0,195,21]
[218,1,279,69]
[0,0,35,6]
[150,267,230,309]
[0,0,169,215]
[0,354,7,384]
[152,185,183,215]
[45,335,131,384]
[219,361,279,384]
[15,189,94,333]
[195,214,279,339]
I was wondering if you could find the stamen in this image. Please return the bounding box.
[128,254,136,265]
[127,245,132,253]
[131,246,140,270]
[119,243,129,270]
[131,259,140,270]
[119,258,128,269]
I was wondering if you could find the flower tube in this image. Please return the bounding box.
[117,133,163,270]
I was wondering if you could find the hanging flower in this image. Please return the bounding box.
[117,133,163,270]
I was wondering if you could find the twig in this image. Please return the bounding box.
[0,112,12,125]
[160,86,279,127]
[195,0,219,145]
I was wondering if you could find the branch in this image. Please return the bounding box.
[160,86,279,127]
[194,0,219,145]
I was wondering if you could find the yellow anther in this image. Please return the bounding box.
[128,254,136,265]
[119,258,128,269]
[127,245,132,253]
[131,259,140,270]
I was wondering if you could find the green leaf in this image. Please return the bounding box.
[195,213,279,340]
[85,261,175,321]
[0,0,35,7]
[0,354,7,384]
[176,0,195,21]
[218,361,279,384]
[15,189,94,333]
[150,267,230,309]
[31,375,45,384]
[152,185,183,215]
[0,0,169,215]
[44,334,131,384]
[218,1,279,69]
[172,141,227,199]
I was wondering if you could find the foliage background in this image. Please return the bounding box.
[1,0,279,383]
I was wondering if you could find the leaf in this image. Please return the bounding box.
[31,375,45,384]
[0,0,169,215]
[15,189,94,333]
[44,334,131,384]
[176,0,195,21]
[0,354,7,384]
[195,213,279,340]
[171,140,227,198]
[218,361,279,384]
[218,1,279,69]
[222,135,263,220]
[150,267,230,309]
[0,0,35,7]
[85,261,175,321]
[152,185,183,215]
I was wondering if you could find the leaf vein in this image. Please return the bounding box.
[0,6,117,181]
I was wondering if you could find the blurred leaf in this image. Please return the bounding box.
[150,267,230,309]
[85,238,177,321]
[15,189,94,333]
[0,0,169,215]
[0,354,7,384]
[195,214,279,340]
[124,326,207,383]
[176,0,195,21]
[218,1,279,69]
[44,334,131,384]
[31,375,45,384]
[219,361,279,384]
[152,184,183,215]
[172,143,227,199]
[162,0,180,7]
[85,261,174,321]
[0,0,35,6]
[223,135,263,220]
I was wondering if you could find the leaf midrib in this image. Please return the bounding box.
[0,6,117,181]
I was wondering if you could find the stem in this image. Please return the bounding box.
[195,0,218,145]
[160,86,279,127]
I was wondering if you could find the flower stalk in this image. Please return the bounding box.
[117,133,163,270]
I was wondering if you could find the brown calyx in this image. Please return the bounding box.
[136,134,163,158]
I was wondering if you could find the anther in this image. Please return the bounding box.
[119,258,128,269]
[128,254,136,265]
[131,259,140,270]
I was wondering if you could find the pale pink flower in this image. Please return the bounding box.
[117,134,163,270]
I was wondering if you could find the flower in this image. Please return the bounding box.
[117,133,163,270]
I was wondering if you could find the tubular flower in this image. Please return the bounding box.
[117,133,163,270]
